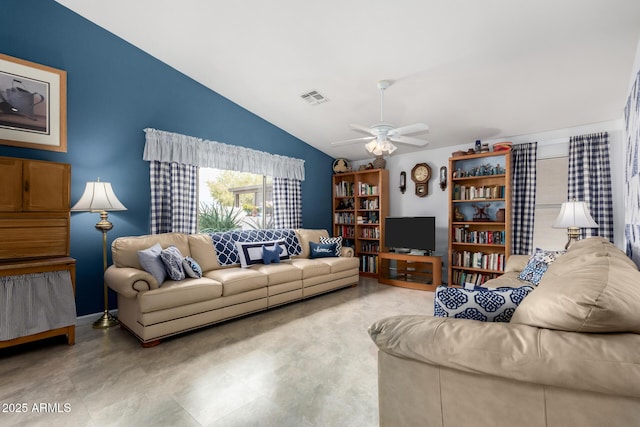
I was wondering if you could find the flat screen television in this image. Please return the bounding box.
[385,216,436,253]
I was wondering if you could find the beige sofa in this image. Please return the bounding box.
[105,229,358,346]
[369,237,640,427]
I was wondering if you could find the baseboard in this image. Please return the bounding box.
[76,310,119,326]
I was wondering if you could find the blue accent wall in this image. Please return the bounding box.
[1,0,333,316]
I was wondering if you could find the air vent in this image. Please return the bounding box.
[300,90,329,105]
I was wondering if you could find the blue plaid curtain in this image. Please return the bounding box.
[511,142,537,255]
[568,132,614,241]
[273,177,302,228]
[149,161,198,234]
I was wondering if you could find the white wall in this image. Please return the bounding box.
[353,119,626,282]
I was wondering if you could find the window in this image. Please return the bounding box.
[532,157,568,250]
[198,168,273,232]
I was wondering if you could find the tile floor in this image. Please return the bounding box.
[0,278,434,426]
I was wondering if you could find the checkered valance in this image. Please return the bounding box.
[143,128,305,181]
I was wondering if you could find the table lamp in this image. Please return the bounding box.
[552,200,598,249]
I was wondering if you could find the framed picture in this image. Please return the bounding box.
[0,54,67,152]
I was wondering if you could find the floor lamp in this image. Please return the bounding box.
[71,179,127,329]
[552,200,598,249]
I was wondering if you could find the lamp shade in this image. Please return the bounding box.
[552,201,598,228]
[71,180,127,212]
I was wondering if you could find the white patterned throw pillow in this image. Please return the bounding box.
[319,236,342,256]
[182,256,203,278]
[518,248,566,285]
[236,240,290,268]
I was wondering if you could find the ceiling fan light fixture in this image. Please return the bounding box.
[365,139,397,156]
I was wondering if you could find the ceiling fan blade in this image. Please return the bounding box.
[389,135,429,146]
[331,136,375,146]
[389,123,429,136]
[350,123,375,135]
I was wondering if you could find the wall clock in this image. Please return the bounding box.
[411,163,431,197]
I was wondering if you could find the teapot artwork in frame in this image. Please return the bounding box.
[0,53,67,152]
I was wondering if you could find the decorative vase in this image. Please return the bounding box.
[372,156,386,169]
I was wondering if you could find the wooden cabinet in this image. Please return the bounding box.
[333,168,389,276]
[448,151,511,286]
[0,157,75,349]
[0,157,70,212]
[379,252,442,290]
[0,157,71,259]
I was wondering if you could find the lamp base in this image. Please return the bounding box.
[93,311,119,329]
[564,227,582,250]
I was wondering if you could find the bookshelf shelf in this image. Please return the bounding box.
[448,150,511,287]
[333,169,389,276]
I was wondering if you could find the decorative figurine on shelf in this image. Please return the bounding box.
[472,203,491,221]
[454,207,465,222]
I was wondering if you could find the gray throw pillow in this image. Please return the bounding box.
[137,243,167,285]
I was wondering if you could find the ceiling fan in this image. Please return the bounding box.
[332,80,429,155]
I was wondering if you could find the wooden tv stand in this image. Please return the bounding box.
[378,252,442,291]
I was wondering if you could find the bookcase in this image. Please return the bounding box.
[333,168,389,276]
[448,150,511,287]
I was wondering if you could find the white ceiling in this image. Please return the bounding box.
[55,0,640,161]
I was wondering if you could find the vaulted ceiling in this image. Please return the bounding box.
[56,0,640,160]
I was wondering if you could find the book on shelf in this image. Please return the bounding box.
[360,255,378,274]
[359,183,379,195]
[451,250,505,272]
[453,184,506,200]
[335,181,355,197]
[453,227,505,245]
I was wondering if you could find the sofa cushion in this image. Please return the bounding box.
[369,314,640,399]
[204,268,268,296]
[183,256,203,278]
[138,243,167,286]
[434,285,534,322]
[138,277,223,313]
[511,237,640,333]
[211,229,302,266]
[294,229,330,258]
[320,236,342,256]
[113,233,190,269]
[518,248,565,285]
[251,262,302,285]
[309,241,337,259]
[160,246,186,281]
[289,258,332,278]
[187,234,220,272]
[317,256,360,274]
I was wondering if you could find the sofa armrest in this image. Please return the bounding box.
[369,315,640,398]
[105,265,158,298]
[340,246,354,257]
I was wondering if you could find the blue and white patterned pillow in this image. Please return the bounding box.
[319,236,342,256]
[182,256,203,278]
[160,246,186,281]
[434,285,534,322]
[211,229,302,266]
[518,248,566,285]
